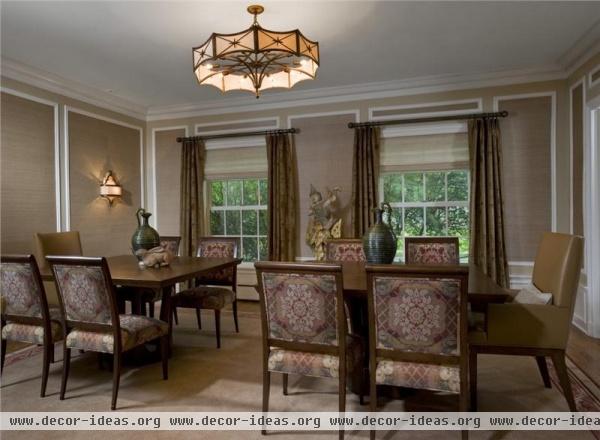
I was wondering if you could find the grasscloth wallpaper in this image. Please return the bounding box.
[499,96,553,261]
[1,92,57,253]
[68,112,142,256]
[155,128,184,236]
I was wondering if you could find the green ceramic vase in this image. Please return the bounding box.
[131,208,160,256]
[362,203,397,264]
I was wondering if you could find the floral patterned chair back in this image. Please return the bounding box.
[1,255,48,321]
[405,237,459,265]
[325,239,366,262]
[160,236,181,257]
[48,256,117,327]
[367,265,468,395]
[255,262,352,380]
[195,237,239,286]
[258,265,342,347]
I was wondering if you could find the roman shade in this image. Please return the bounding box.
[204,142,267,179]
[380,132,468,172]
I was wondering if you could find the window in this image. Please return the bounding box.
[381,170,470,262]
[209,178,268,262]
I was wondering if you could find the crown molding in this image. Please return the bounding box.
[146,64,566,121]
[0,58,147,121]
[559,20,600,77]
[5,48,599,123]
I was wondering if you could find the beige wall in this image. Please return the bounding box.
[499,96,553,261]
[1,77,146,258]
[292,113,356,257]
[1,92,57,253]
[4,53,599,276]
[155,128,184,236]
[147,79,570,267]
[68,112,142,256]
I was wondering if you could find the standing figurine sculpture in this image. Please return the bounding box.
[306,185,343,261]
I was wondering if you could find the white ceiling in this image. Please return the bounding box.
[2,1,600,110]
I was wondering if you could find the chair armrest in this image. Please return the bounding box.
[484,303,571,349]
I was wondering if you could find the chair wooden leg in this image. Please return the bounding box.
[173,307,179,325]
[459,358,469,440]
[232,299,239,333]
[262,370,271,435]
[535,356,552,388]
[469,347,478,411]
[149,301,155,318]
[41,342,51,397]
[550,351,576,411]
[339,366,346,440]
[370,364,377,440]
[111,352,122,410]
[196,308,202,330]
[60,346,71,401]
[1,338,6,374]
[282,373,288,395]
[160,336,169,380]
[215,310,221,349]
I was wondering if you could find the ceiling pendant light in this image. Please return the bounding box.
[192,4,319,98]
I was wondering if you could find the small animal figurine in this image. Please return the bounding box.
[135,246,174,268]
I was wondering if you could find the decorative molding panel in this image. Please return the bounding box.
[0,87,61,232]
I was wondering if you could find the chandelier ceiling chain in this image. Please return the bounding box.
[192,4,320,98]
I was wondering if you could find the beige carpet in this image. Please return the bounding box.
[0,304,595,440]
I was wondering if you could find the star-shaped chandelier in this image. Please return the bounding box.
[192,5,319,98]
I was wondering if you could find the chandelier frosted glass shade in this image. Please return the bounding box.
[192,5,319,98]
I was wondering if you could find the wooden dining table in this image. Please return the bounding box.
[340,261,512,299]
[41,254,243,359]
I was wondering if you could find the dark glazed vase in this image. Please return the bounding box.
[362,203,397,264]
[131,208,160,257]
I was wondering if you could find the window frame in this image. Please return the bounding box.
[206,176,268,265]
[378,169,470,262]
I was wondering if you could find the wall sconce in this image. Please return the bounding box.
[99,170,122,206]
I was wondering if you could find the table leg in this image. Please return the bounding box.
[158,286,173,357]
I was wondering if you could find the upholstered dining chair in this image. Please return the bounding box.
[122,236,181,318]
[366,264,469,440]
[468,232,584,411]
[171,237,239,348]
[33,231,83,306]
[325,239,366,262]
[1,254,64,397]
[47,256,169,410]
[255,262,364,439]
[404,236,460,265]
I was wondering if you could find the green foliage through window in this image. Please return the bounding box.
[382,170,470,262]
[209,178,268,262]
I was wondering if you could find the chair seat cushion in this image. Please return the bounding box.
[65,314,168,353]
[2,307,63,344]
[375,359,460,393]
[175,286,234,310]
[267,334,363,379]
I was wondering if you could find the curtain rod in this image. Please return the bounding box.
[347,111,509,129]
[176,128,298,142]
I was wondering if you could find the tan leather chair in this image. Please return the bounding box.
[469,232,584,411]
[33,231,83,305]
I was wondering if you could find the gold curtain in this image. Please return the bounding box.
[180,138,205,257]
[351,126,380,237]
[468,118,509,287]
[266,133,297,261]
